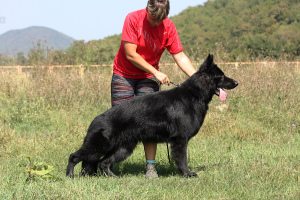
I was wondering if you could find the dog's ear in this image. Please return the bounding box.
[206,54,214,65]
[199,54,214,71]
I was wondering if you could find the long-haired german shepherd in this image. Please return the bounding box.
[66,54,238,178]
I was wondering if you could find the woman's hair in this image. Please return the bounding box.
[147,0,170,21]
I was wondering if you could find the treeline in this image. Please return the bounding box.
[0,36,121,66]
[174,0,300,60]
[0,0,299,66]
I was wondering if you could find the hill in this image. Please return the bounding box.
[0,26,74,56]
[172,0,300,59]
[1,0,299,65]
[65,0,299,63]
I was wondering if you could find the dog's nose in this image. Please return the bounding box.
[234,81,239,86]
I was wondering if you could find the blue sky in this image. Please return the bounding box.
[0,0,207,41]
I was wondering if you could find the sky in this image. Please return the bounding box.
[0,0,207,41]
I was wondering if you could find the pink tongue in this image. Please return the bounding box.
[219,89,227,101]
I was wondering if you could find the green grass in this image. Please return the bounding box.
[0,61,299,199]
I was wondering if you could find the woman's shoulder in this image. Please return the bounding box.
[162,18,176,29]
[126,9,147,21]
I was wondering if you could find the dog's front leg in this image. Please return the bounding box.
[171,138,198,177]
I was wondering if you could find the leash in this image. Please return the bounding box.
[170,81,181,87]
[166,140,171,164]
[166,80,181,164]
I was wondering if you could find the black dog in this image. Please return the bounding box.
[66,54,238,178]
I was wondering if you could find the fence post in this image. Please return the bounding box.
[80,65,84,80]
[47,66,54,74]
[17,66,22,74]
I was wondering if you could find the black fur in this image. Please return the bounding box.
[66,54,238,178]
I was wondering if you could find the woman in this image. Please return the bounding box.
[111,0,197,178]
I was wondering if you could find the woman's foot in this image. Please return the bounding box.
[145,163,158,179]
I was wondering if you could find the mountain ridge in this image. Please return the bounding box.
[0,26,75,56]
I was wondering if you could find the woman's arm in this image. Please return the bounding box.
[172,51,197,77]
[123,41,170,84]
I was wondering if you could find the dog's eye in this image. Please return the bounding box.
[216,76,224,81]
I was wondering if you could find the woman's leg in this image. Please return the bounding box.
[111,73,135,107]
[111,74,160,178]
[136,77,160,178]
[143,142,157,160]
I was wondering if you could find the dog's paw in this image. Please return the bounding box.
[79,169,87,177]
[66,173,74,178]
[102,168,119,178]
[185,172,198,178]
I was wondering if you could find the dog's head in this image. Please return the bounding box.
[199,54,238,101]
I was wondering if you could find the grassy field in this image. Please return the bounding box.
[0,59,299,199]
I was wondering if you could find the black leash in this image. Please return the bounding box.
[166,80,181,164]
[166,140,171,164]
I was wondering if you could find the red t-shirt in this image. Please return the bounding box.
[113,8,183,79]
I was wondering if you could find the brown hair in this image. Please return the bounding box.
[146,0,170,21]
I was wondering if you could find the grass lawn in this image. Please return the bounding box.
[0,60,299,199]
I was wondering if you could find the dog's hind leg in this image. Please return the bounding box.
[66,150,84,178]
[80,161,98,177]
[98,146,136,177]
[170,137,198,177]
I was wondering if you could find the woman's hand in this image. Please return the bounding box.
[124,41,170,85]
[153,71,170,85]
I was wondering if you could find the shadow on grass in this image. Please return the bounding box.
[114,162,181,177]
[72,159,231,178]
[109,161,212,178]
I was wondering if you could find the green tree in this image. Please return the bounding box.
[17,52,27,66]
[27,40,46,66]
